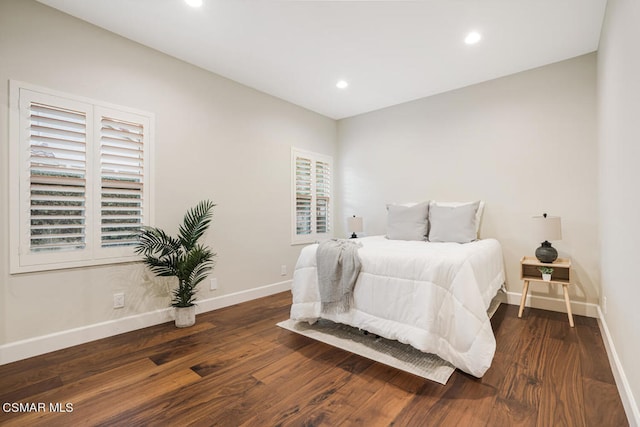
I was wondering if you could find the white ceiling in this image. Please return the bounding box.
[36,0,607,119]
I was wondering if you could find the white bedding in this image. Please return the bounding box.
[290,235,505,377]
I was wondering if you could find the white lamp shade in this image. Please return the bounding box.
[532,215,562,242]
[348,216,363,233]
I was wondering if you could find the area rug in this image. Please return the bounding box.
[277,318,455,384]
[277,290,504,385]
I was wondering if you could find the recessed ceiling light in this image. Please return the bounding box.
[185,0,203,7]
[464,31,482,45]
[336,80,349,89]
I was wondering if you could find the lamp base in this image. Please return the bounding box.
[535,241,558,263]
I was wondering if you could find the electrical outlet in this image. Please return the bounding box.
[113,293,125,309]
[210,278,218,290]
[602,296,607,314]
[280,265,287,276]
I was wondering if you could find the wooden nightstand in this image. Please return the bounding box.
[518,256,574,327]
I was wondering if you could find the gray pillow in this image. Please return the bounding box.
[428,201,480,243]
[387,202,429,241]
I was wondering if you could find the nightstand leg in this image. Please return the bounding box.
[518,280,530,318]
[562,284,575,327]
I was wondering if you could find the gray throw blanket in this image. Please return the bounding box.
[316,239,362,314]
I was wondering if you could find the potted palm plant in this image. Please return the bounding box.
[135,200,216,327]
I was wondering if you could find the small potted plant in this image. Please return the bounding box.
[538,266,554,281]
[135,200,216,327]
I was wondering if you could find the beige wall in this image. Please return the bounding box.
[337,54,599,305]
[599,0,640,420]
[0,0,337,345]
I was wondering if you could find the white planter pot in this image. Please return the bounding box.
[175,305,196,328]
[542,273,552,281]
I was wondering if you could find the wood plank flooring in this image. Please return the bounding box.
[0,292,628,426]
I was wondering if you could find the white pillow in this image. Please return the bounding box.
[386,202,429,241]
[386,201,419,208]
[429,200,485,236]
[428,201,482,243]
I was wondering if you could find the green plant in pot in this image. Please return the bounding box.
[538,266,554,281]
[135,200,216,327]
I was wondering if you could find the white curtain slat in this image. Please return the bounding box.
[30,114,86,132]
[101,170,143,180]
[30,124,86,141]
[100,146,143,160]
[100,138,143,152]
[30,196,85,204]
[30,242,86,252]
[30,214,85,221]
[101,181,143,191]
[101,234,140,241]
[31,136,86,151]
[30,175,86,187]
[31,103,85,122]
[31,167,86,179]
[31,231,85,239]
[101,187,142,196]
[101,127,143,141]
[30,224,84,231]
[31,153,86,167]
[31,183,85,192]
[101,117,144,133]
[101,166,144,176]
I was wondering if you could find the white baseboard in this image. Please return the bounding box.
[505,291,600,318]
[195,280,292,314]
[0,280,292,366]
[597,307,640,427]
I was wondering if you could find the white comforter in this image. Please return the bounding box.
[290,235,505,377]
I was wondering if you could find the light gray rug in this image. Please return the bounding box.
[277,318,455,384]
[277,290,504,385]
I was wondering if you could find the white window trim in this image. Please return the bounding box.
[9,81,155,274]
[291,147,333,245]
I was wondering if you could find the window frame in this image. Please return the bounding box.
[291,147,333,245]
[9,81,154,274]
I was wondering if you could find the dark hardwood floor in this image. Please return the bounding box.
[0,292,628,426]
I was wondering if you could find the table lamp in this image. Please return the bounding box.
[532,213,562,263]
[348,215,363,239]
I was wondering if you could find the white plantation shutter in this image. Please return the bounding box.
[292,148,332,244]
[28,102,88,253]
[295,156,313,236]
[10,82,153,273]
[98,112,146,249]
[315,160,331,234]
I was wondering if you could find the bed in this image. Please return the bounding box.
[289,201,506,378]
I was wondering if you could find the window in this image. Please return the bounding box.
[9,81,154,273]
[291,148,332,244]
